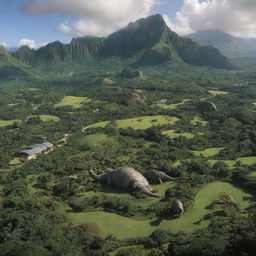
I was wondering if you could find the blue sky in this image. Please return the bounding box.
[0,0,72,46]
[0,0,181,47]
[1,0,256,48]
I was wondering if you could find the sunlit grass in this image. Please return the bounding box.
[55,96,91,108]
[86,115,180,130]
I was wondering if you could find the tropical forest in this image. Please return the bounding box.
[0,12,256,256]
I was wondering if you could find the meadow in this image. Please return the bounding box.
[40,115,60,122]
[86,115,180,130]
[68,182,250,239]
[155,99,190,110]
[190,116,208,126]
[162,129,194,139]
[55,96,91,108]
[0,119,20,128]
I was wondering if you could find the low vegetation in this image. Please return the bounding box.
[55,96,91,108]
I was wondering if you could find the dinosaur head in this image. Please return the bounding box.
[88,169,102,181]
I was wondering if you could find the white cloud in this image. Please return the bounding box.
[1,42,7,47]
[18,38,36,49]
[166,0,256,37]
[37,42,51,48]
[18,38,50,49]
[23,0,158,37]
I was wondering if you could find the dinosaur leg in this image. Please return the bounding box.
[158,178,163,184]
[107,175,111,188]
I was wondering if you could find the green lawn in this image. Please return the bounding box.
[208,160,236,168]
[9,158,21,166]
[109,245,149,256]
[192,148,224,157]
[0,119,20,128]
[237,156,256,165]
[162,130,194,139]
[68,182,250,239]
[191,117,208,126]
[249,172,256,177]
[40,115,60,122]
[155,99,190,110]
[86,115,180,130]
[208,156,256,168]
[55,96,91,108]
[80,133,116,147]
[208,90,229,96]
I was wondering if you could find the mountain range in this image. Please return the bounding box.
[188,30,256,60]
[1,15,236,71]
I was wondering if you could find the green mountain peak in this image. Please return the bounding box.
[10,14,236,70]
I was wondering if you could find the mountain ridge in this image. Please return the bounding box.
[9,14,235,70]
[188,30,256,59]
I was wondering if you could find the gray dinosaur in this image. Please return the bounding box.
[89,167,160,197]
[144,169,179,184]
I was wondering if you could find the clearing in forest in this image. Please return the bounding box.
[162,129,194,139]
[208,90,229,96]
[208,156,256,168]
[86,115,180,130]
[68,182,250,239]
[80,133,117,147]
[155,99,190,110]
[0,119,20,128]
[192,147,224,157]
[40,115,60,122]
[190,116,208,126]
[55,96,91,108]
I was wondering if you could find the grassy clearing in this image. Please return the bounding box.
[192,147,224,157]
[26,175,41,194]
[0,119,20,128]
[191,116,208,126]
[80,133,116,147]
[155,99,190,110]
[208,90,229,96]
[249,172,256,177]
[208,160,236,168]
[237,156,256,165]
[9,158,21,166]
[28,88,40,91]
[109,245,149,256]
[162,130,194,139]
[39,115,60,122]
[86,115,180,130]
[208,156,256,169]
[68,182,250,239]
[55,96,91,108]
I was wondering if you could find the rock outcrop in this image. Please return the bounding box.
[96,77,114,85]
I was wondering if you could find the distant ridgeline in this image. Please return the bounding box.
[188,29,256,60]
[5,14,235,70]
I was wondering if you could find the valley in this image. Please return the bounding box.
[0,14,256,256]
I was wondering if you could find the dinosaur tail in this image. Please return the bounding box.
[165,176,180,181]
[88,169,101,181]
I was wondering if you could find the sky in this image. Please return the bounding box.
[1,0,256,48]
